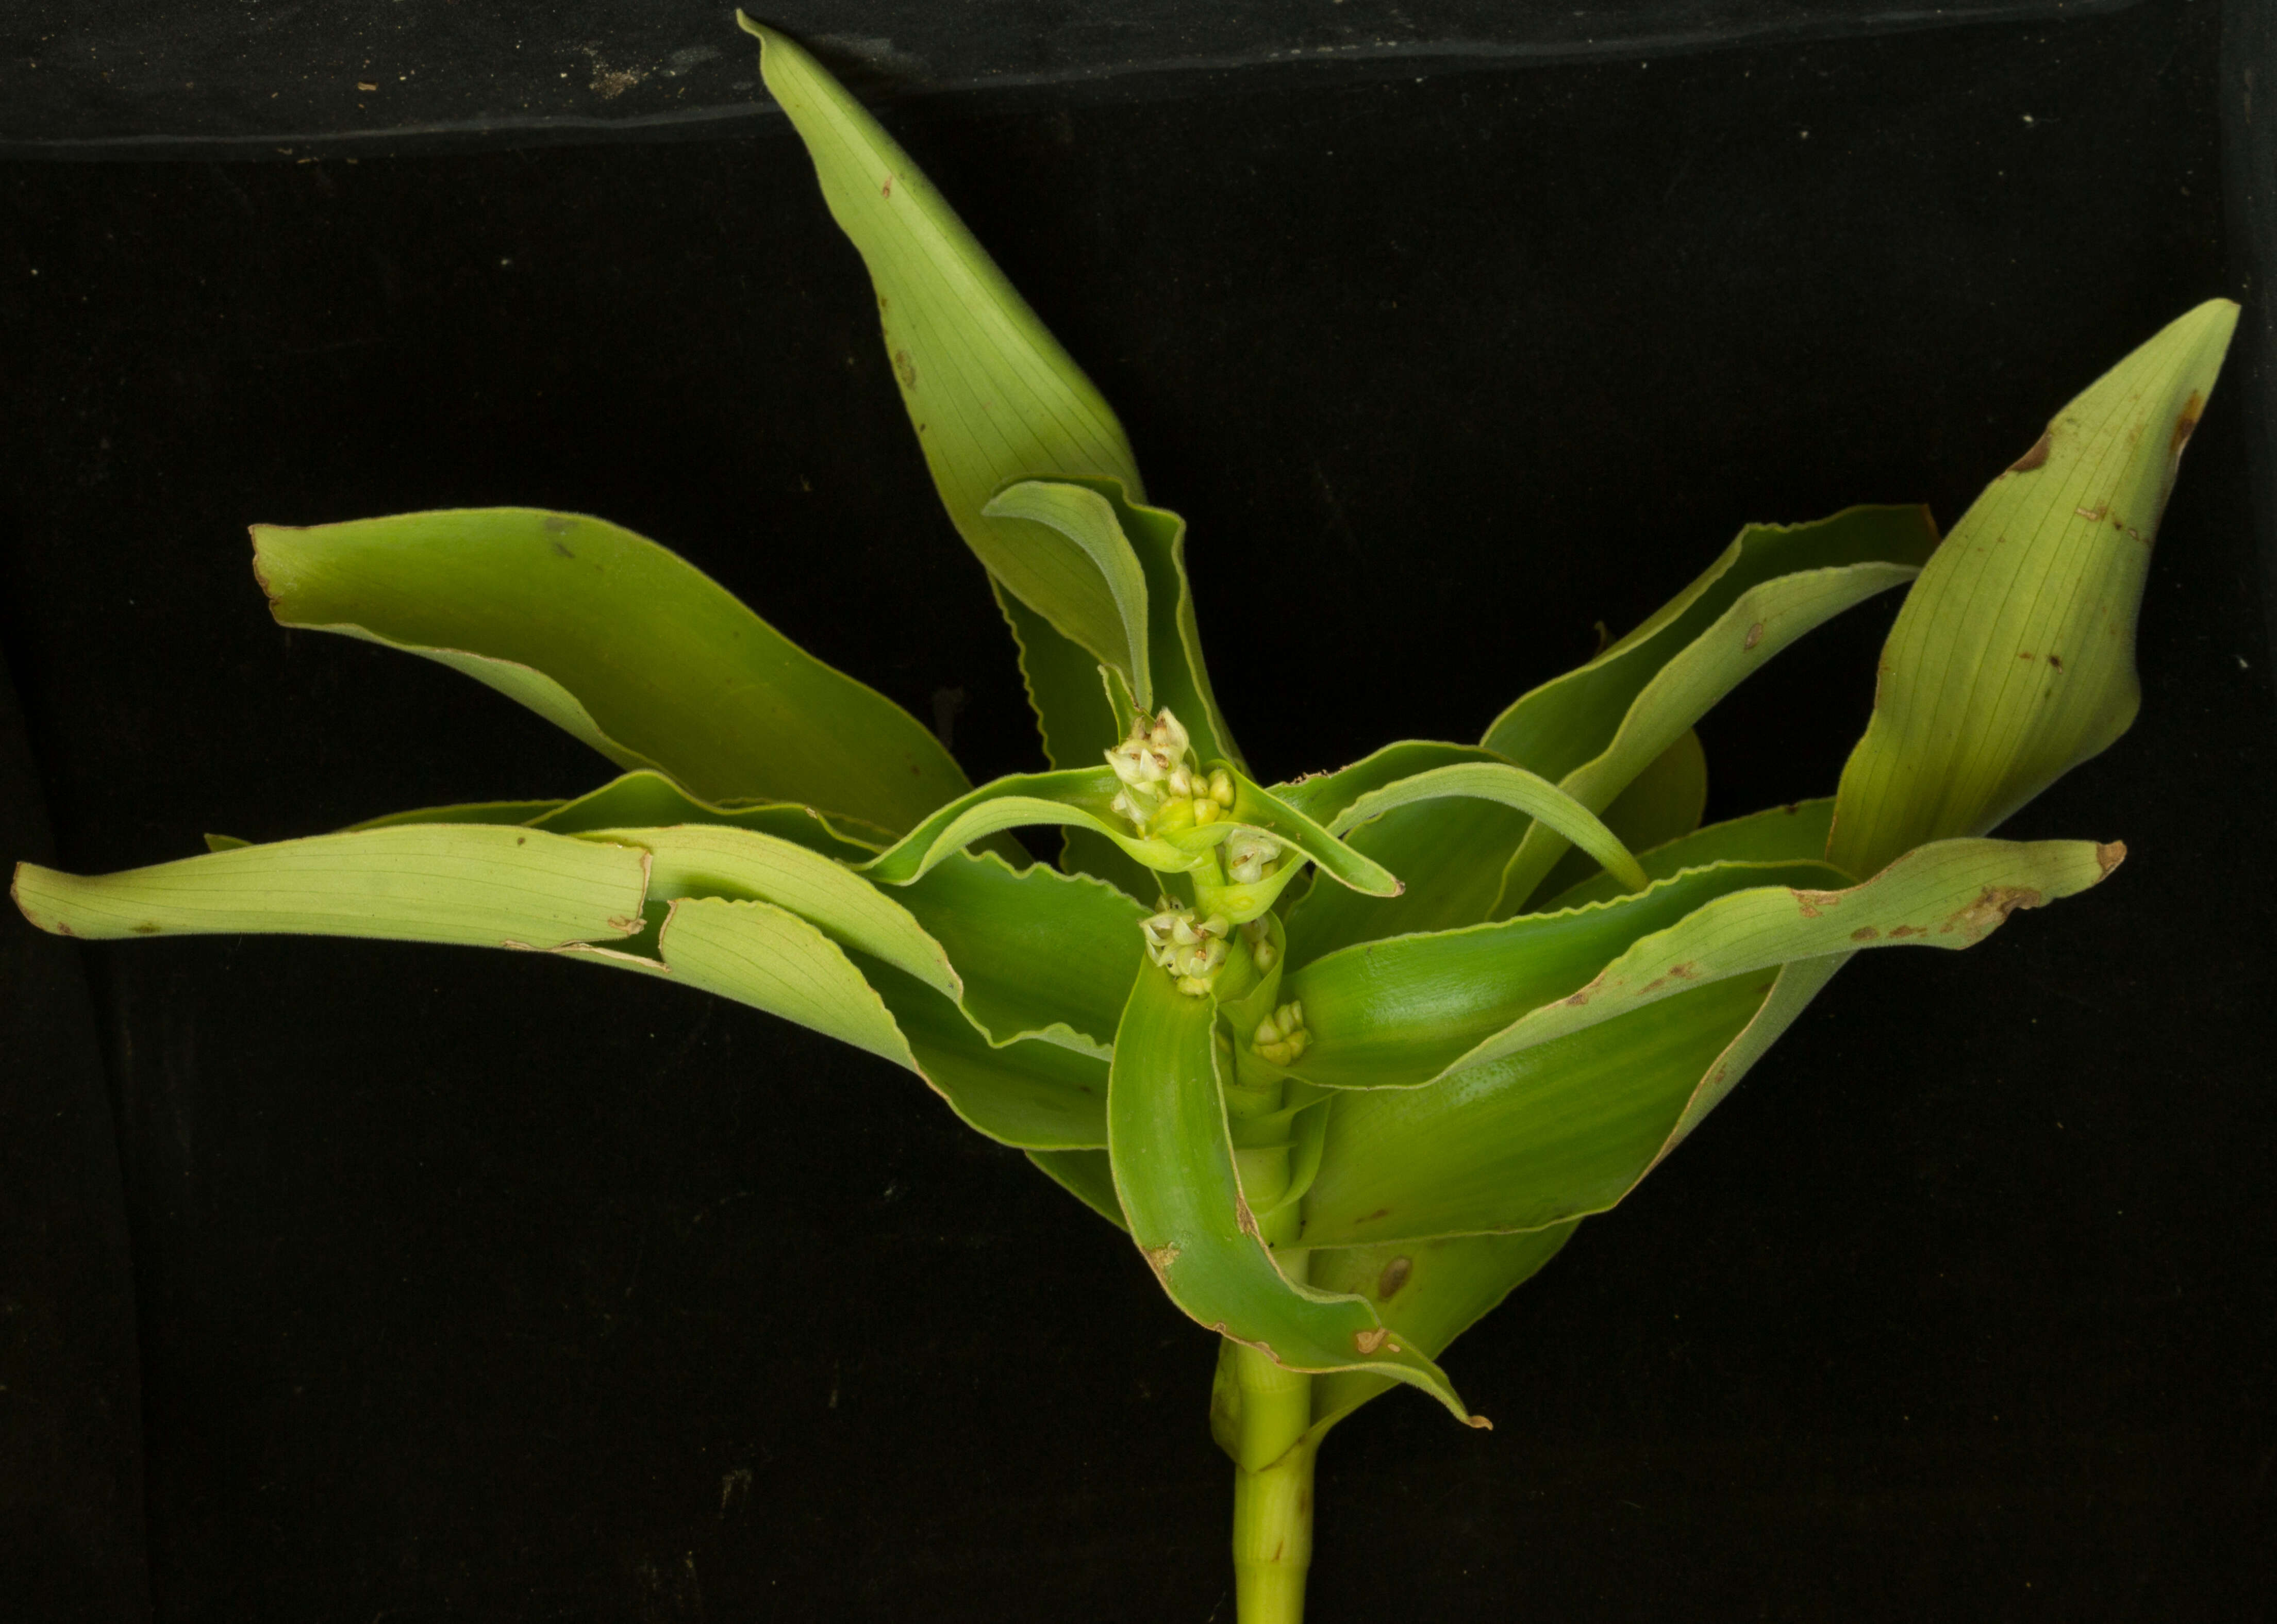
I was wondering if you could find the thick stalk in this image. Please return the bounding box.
[1228,1191,1313,1622]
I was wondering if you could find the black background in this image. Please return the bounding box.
[5,1,2274,1619]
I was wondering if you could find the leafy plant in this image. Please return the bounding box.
[9,20,2236,1621]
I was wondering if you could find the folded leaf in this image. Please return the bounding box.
[746,21,1242,774]
[1491,505,1938,910]
[650,896,918,1064]
[1299,974,1776,1248]
[1830,299,2239,876]
[1327,761,1648,893]
[1107,962,1484,1424]
[252,508,967,834]
[1534,727,1708,901]
[1297,836,2119,1248]
[1287,858,1842,1088]
[11,825,649,950]
[895,849,1146,1053]
[980,479,1154,712]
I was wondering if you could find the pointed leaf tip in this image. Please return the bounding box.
[1830,301,2237,876]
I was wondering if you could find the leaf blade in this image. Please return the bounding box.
[1830,300,2240,875]
[11,825,649,950]
[252,508,967,833]
[1107,964,1484,1424]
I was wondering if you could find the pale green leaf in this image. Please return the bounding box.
[982,479,1154,713]
[1831,299,2240,876]
[252,508,967,833]
[1491,507,1937,910]
[11,825,649,950]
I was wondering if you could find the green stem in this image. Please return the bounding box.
[1230,1210,1312,1623]
[1230,1338,1315,1622]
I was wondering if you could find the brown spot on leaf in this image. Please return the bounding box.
[1142,1242,1181,1283]
[1743,621,1766,651]
[2048,653,2064,671]
[893,349,917,390]
[2075,504,2107,522]
[2018,651,2035,661]
[1353,1328,1390,1355]
[2172,390,2204,456]
[880,174,894,198]
[1794,889,1842,919]
[2007,430,2053,473]
[2096,840,2127,877]
[1851,926,1880,942]
[515,835,527,845]
[1951,884,2043,938]
[1888,924,1926,938]
[1563,989,1591,1007]
[130,923,160,935]
[1377,1256,1413,1300]
[1235,1198,1259,1237]
[1357,1207,1391,1225]
[543,514,573,533]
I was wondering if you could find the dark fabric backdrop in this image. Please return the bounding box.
[3,1,2272,1619]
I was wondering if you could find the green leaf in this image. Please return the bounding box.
[575,824,962,1001]
[646,896,919,1065]
[895,849,1146,1053]
[1830,300,2240,877]
[11,825,649,950]
[1286,857,1843,1089]
[858,958,1113,1149]
[1544,795,1835,912]
[1062,478,1242,770]
[1534,727,1708,901]
[347,769,893,863]
[1106,962,1486,1426]
[1438,835,2119,1082]
[1303,1226,1577,1434]
[1294,835,2120,1249]
[251,508,967,834]
[1299,973,1777,1248]
[1325,761,1649,893]
[1488,504,1939,911]
[1270,741,1505,826]
[861,766,1399,898]
[982,479,1154,713]
[1276,742,1524,965]
[747,19,1142,581]
[745,22,1242,774]
[1026,1148,1127,1230]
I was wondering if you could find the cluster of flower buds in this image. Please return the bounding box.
[1107,708,1236,836]
[1223,831,1283,886]
[1239,917,1278,973]
[1142,903,1233,996]
[1251,1001,1309,1067]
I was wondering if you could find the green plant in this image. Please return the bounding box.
[9,20,2236,1621]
